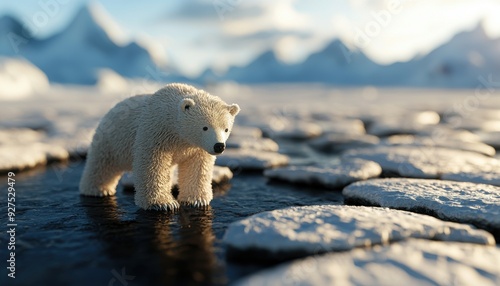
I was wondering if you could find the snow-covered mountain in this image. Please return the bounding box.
[406,23,500,87]
[0,15,35,57]
[293,40,382,84]
[0,3,180,85]
[1,3,497,88]
[222,50,300,83]
[202,23,500,87]
[204,40,384,85]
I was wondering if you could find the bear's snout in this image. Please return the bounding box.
[214,143,225,154]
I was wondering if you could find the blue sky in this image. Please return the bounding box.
[1,0,500,76]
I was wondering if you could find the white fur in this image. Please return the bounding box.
[79,83,240,210]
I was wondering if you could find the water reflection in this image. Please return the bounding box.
[81,196,222,285]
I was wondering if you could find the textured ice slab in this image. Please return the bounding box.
[216,149,289,170]
[383,134,495,156]
[230,126,263,138]
[367,111,440,136]
[477,131,500,149]
[261,121,322,140]
[342,146,500,185]
[226,136,279,152]
[0,128,44,144]
[416,127,482,141]
[120,165,233,188]
[234,239,500,286]
[309,133,379,153]
[263,159,381,189]
[343,178,500,238]
[318,118,366,135]
[446,117,500,132]
[223,205,494,262]
[0,143,69,173]
[0,128,70,167]
[0,57,49,100]
[441,171,500,187]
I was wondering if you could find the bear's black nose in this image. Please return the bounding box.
[214,143,225,154]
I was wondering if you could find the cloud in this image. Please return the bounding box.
[164,0,265,22]
[156,0,316,74]
[191,18,314,46]
[169,2,218,20]
[230,29,312,42]
[221,0,310,36]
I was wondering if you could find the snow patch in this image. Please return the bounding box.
[382,134,495,156]
[342,146,500,185]
[0,57,49,100]
[264,159,381,188]
[223,205,494,262]
[234,239,500,286]
[343,178,500,238]
[0,143,68,172]
[309,133,380,153]
[215,149,289,170]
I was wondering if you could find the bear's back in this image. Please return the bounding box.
[92,94,150,167]
[154,83,199,100]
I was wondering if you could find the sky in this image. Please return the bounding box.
[1,0,500,76]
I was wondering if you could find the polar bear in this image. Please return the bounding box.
[79,83,240,210]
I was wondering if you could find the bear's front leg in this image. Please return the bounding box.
[133,145,179,211]
[177,151,215,207]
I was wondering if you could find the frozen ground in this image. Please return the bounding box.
[1,83,500,285]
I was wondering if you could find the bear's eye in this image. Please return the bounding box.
[203,127,208,131]
[225,128,229,132]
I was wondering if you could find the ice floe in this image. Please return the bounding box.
[367,111,440,137]
[383,134,495,156]
[445,117,500,132]
[343,178,500,238]
[223,205,494,262]
[0,57,49,100]
[0,128,44,144]
[227,135,279,152]
[0,143,69,173]
[216,149,289,170]
[309,133,380,153]
[230,126,263,139]
[317,118,366,135]
[261,121,323,140]
[476,131,500,149]
[263,159,381,189]
[234,239,500,286]
[342,146,500,185]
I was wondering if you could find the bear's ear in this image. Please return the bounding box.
[180,98,196,112]
[227,104,240,116]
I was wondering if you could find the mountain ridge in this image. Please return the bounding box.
[199,23,500,87]
[0,3,174,85]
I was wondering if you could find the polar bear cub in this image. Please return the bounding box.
[79,83,240,210]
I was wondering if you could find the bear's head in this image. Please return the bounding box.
[178,95,240,155]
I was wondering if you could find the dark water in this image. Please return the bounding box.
[0,155,343,286]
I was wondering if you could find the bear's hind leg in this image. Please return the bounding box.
[80,154,122,197]
[177,151,215,207]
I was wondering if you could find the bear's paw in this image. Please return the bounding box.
[80,188,116,197]
[179,198,211,208]
[146,201,181,211]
